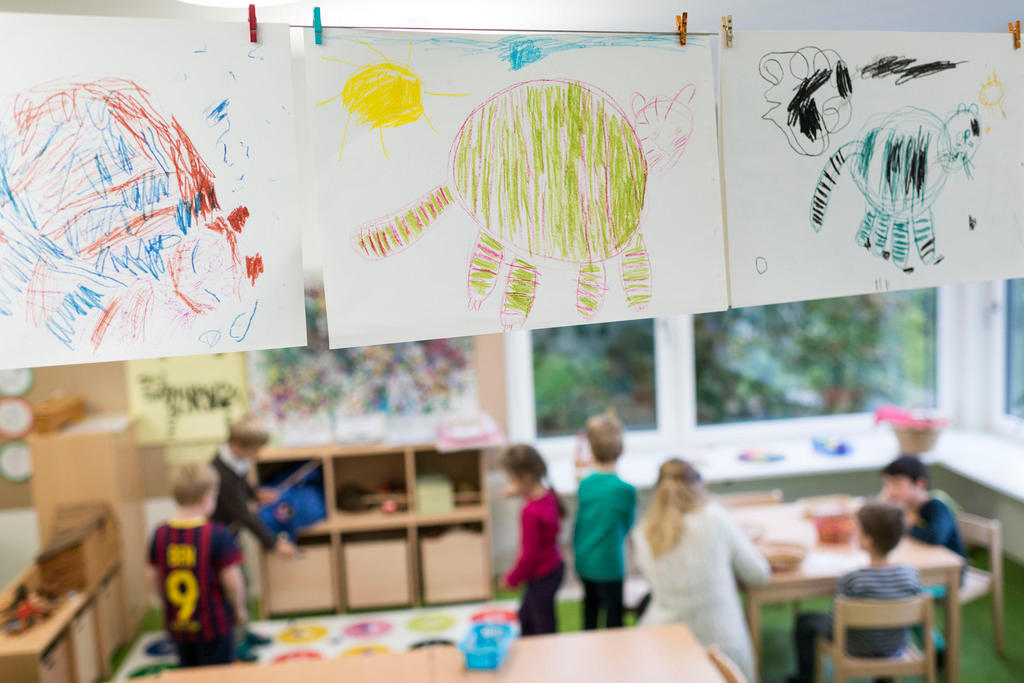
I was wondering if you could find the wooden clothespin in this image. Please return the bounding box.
[314,7,323,45]
[1010,20,1021,50]
[676,12,688,46]
[721,15,734,48]
[248,4,258,44]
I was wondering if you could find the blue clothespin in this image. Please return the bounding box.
[313,7,323,45]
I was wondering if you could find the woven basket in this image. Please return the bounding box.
[891,425,942,454]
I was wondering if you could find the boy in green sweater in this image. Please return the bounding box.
[573,411,637,629]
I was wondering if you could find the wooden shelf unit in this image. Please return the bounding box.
[256,443,493,617]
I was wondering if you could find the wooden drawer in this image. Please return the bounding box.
[343,538,410,609]
[38,634,73,683]
[70,602,102,683]
[96,571,126,664]
[265,544,334,615]
[421,530,490,604]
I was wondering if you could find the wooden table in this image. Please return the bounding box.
[730,502,965,683]
[144,624,727,682]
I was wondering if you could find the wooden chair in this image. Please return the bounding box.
[817,595,936,683]
[707,646,746,683]
[717,489,783,508]
[957,512,1004,655]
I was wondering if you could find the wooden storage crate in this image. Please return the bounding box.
[420,529,490,604]
[37,504,119,594]
[342,536,410,609]
[263,544,334,615]
[32,396,85,433]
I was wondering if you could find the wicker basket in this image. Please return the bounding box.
[891,425,942,454]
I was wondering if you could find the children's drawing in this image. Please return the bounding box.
[0,78,265,353]
[979,72,1006,120]
[316,41,468,160]
[859,56,964,85]
[351,79,696,329]
[759,47,853,156]
[809,104,981,271]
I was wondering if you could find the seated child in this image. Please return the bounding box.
[788,501,921,683]
[880,455,965,559]
[574,410,636,630]
[147,463,247,668]
[500,444,565,636]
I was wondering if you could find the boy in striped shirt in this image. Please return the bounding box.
[147,463,247,668]
[788,501,921,683]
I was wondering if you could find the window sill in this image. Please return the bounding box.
[540,428,1024,504]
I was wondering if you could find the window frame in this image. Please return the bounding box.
[991,280,1024,437]
[508,286,953,460]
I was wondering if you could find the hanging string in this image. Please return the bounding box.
[286,23,717,37]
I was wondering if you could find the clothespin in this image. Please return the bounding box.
[314,7,323,45]
[721,15,734,48]
[1010,20,1021,50]
[248,4,258,44]
[676,12,688,46]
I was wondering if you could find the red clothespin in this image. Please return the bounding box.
[1010,20,1021,50]
[676,12,688,46]
[248,4,258,44]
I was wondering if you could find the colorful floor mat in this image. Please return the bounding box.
[113,601,519,679]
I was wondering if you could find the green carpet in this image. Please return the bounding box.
[500,550,1023,682]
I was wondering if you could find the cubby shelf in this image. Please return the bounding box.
[256,442,495,617]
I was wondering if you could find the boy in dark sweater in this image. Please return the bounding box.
[880,456,965,560]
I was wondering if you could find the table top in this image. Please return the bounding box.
[150,625,727,682]
[729,501,964,587]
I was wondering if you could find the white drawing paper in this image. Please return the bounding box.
[307,29,727,348]
[721,31,1024,308]
[0,13,306,369]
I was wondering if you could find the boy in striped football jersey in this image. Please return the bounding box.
[147,463,246,668]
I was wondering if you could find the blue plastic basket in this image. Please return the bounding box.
[458,622,515,670]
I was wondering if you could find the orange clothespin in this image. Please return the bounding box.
[676,12,688,46]
[721,15,733,48]
[1010,20,1021,50]
[248,4,258,43]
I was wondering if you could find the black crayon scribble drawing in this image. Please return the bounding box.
[759,47,853,156]
[969,216,977,231]
[860,56,965,85]
[755,257,768,274]
[810,104,981,272]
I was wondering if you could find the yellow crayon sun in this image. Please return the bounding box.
[979,71,1006,120]
[317,41,468,161]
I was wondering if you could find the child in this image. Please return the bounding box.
[573,411,636,630]
[788,501,922,683]
[500,444,564,636]
[880,455,965,559]
[147,463,247,668]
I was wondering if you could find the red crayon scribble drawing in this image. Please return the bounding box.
[350,79,695,329]
[245,254,264,285]
[0,78,263,352]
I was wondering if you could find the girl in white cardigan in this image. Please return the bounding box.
[632,459,771,682]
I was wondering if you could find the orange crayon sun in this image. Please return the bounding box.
[978,71,1006,120]
[317,41,467,161]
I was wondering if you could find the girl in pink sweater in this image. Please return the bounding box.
[500,444,564,636]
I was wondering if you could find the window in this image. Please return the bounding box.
[694,290,938,425]
[531,320,657,437]
[1006,280,1024,419]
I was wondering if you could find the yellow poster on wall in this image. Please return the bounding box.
[126,354,249,445]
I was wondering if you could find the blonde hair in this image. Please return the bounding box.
[586,410,624,464]
[170,462,219,506]
[642,459,706,557]
[228,413,270,449]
